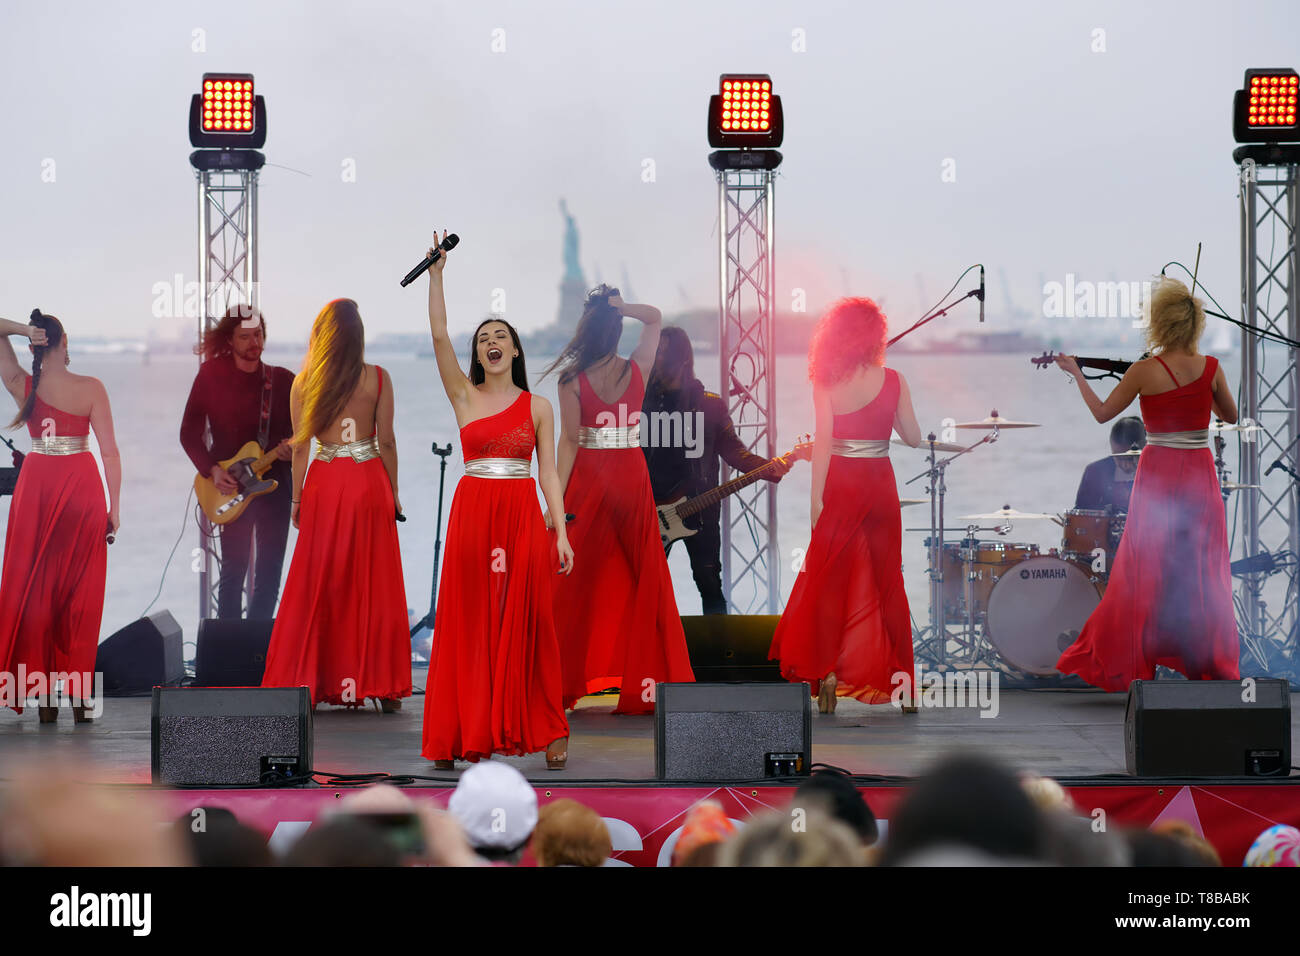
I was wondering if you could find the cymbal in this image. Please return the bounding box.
[891,438,968,453]
[1220,482,1261,491]
[1110,449,1143,457]
[954,409,1040,429]
[1209,421,1265,433]
[899,498,929,507]
[958,506,1058,521]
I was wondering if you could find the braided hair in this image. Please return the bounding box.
[8,309,65,429]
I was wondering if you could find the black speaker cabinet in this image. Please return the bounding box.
[95,610,185,696]
[681,615,783,682]
[151,687,313,786]
[655,681,811,781]
[195,618,276,686]
[1125,679,1291,777]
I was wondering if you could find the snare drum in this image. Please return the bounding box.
[985,555,1103,675]
[968,541,1039,610]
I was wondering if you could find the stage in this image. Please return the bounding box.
[2,671,1298,866]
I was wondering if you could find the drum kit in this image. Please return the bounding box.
[902,411,1267,678]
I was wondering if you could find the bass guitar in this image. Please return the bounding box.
[657,437,812,549]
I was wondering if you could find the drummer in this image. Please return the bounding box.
[1074,416,1146,513]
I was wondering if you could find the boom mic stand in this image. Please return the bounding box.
[410,441,454,659]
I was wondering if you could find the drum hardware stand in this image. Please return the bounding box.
[410,441,454,660]
[0,433,22,498]
[1213,429,1231,504]
[908,429,998,670]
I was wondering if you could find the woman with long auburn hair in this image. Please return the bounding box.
[768,297,922,713]
[543,284,695,715]
[0,309,119,722]
[1054,277,1240,689]
[419,231,572,770]
[260,298,411,711]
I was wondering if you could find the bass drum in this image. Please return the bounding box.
[984,556,1102,675]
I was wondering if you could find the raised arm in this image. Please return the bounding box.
[425,231,473,412]
[375,366,401,514]
[811,384,832,529]
[1056,354,1142,423]
[0,318,39,407]
[88,379,121,533]
[1211,364,1239,424]
[621,298,664,380]
[893,371,922,446]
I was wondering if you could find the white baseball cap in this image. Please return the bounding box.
[447,761,538,850]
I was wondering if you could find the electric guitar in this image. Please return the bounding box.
[657,437,812,549]
[194,441,281,525]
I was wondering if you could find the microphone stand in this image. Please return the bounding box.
[410,442,454,657]
[888,288,982,348]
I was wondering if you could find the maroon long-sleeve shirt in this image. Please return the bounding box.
[180,355,295,486]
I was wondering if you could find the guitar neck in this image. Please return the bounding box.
[678,459,778,518]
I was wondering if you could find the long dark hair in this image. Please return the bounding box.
[646,325,700,412]
[468,317,530,391]
[196,304,267,361]
[542,284,625,386]
[9,309,65,429]
[295,299,366,444]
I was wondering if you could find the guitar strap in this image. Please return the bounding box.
[257,363,273,451]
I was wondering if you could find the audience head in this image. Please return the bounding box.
[172,806,273,867]
[672,800,738,867]
[532,798,611,867]
[282,814,403,867]
[717,809,863,867]
[793,770,878,846]
[447,761,538,864]
[877,753,1046,866]
[1244,824,1300,867]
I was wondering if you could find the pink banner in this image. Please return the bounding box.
[158,783,1300,866]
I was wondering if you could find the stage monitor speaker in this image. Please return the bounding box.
[152,686,312,786]
[681,614,783,682]
[95,610,184,696]
[195,618,275,686]
[655,681,810,781]
[1125,678,1291,777]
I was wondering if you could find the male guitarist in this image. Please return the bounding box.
[643,326,789,614]
[180,306,295,619]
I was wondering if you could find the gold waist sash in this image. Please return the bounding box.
[315,436,382,462]
[1145,429,1209,450]
[830,438,891,458]
[465,457,532,479]
[577,423,640,449]
[30,436,91,456]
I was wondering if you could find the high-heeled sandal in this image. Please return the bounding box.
[817,673,838,714]
[432,759,455,771]
[37,705,58,724]
[71,699,94,723]
[379,698,401,713]
[545,738,568,771]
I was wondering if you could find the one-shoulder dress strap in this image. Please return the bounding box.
[1153,355,1180,387]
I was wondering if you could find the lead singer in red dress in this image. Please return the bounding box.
[769,298,922,712]
[420,232,572,770]
[544,285,695,714]
[0,311,120,722]
[1055,277,1240,689]
[261,299,411,711]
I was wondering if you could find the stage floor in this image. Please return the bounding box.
[5,668,1295,784]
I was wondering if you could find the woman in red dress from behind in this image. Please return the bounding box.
[420,231,573,770]
[261,299,411,711]
[1055,277,1240,689]
[0,310,120,722]
[769,298,922,712]
[544,285,695,715]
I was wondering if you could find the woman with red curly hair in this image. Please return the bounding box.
[769,298,922,713]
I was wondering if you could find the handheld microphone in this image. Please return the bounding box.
[401,234,460,287]
[978,266,985,323]
[106,517,116,545]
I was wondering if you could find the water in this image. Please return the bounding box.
[0,350,1249,648]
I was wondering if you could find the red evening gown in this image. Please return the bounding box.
[769,368,915,704]
[1056,355,1239,690]
[0,376,107,711]
[552,360,695,714]
[421,391,569,761]
[261,367,411,706]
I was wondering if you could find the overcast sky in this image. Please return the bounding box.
[0,0,1294,344]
